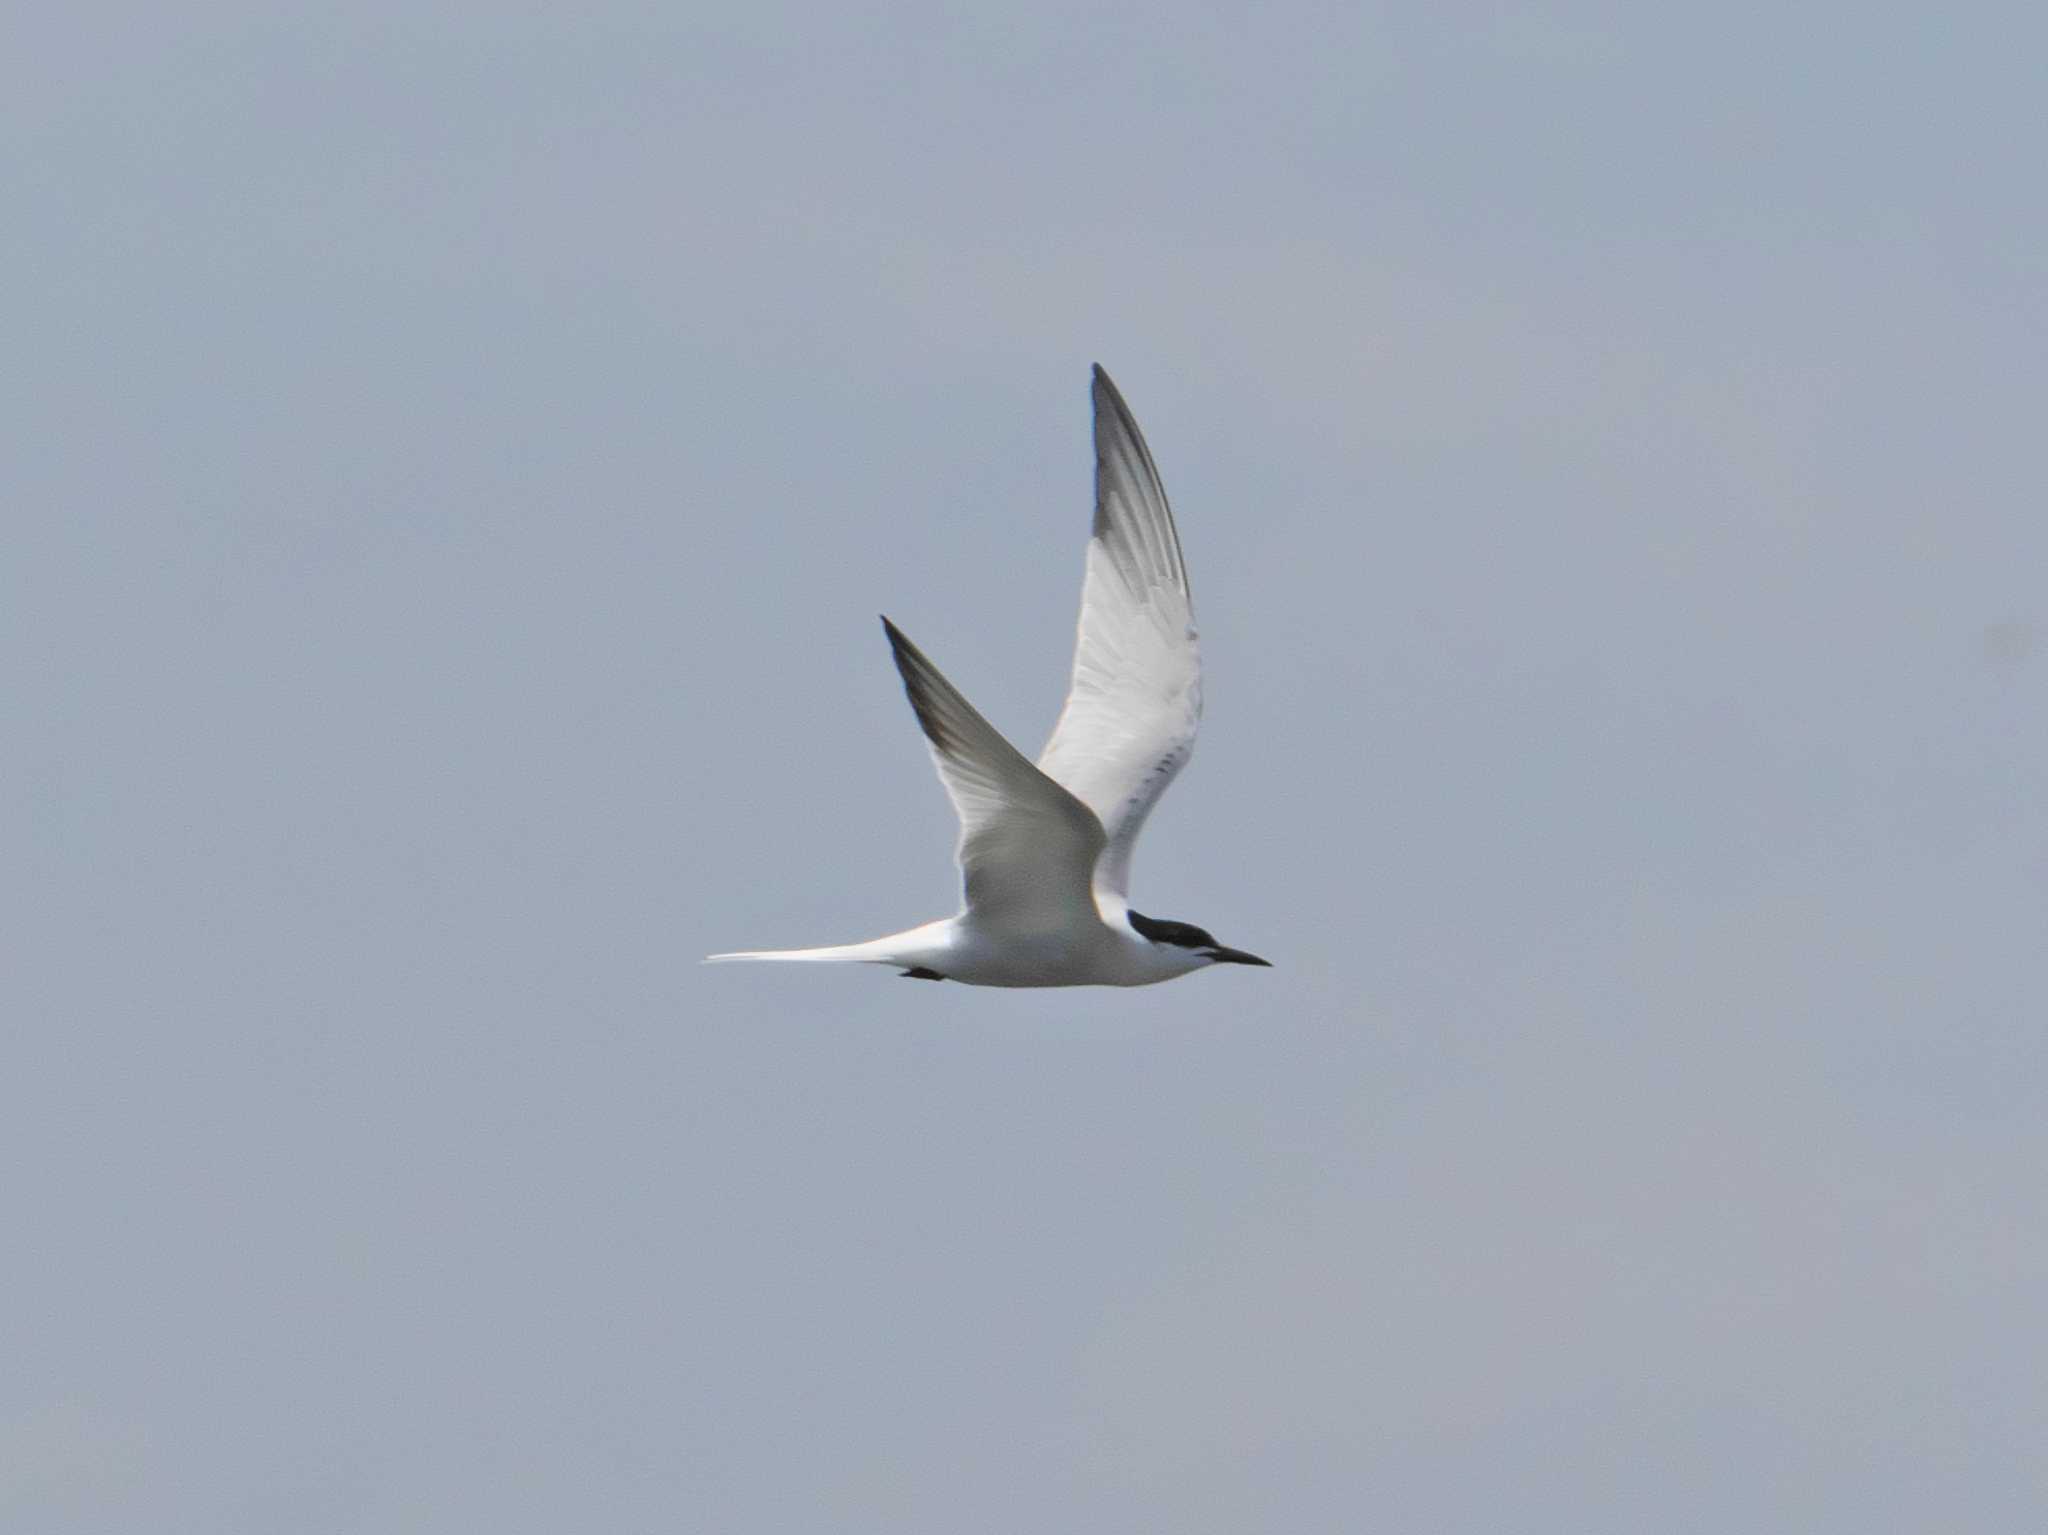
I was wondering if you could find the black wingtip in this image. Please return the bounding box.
[1089,365,1145,446]
[881,614,916,662]
[878,614,977,764]
[879,614,932,706]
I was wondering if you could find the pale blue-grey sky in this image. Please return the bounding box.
[7,3,2046,1529]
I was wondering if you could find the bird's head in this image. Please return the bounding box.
[1126,909,1271,970]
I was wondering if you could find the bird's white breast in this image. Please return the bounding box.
[918,917,1206,988]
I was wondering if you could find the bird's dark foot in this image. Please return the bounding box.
[899,967,945,981]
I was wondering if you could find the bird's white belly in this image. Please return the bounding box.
[925,919,1202,988]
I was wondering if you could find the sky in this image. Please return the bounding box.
[6,3,2046,1529]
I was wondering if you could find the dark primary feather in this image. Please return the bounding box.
[882,616,1034,786]
[1090,364,1191,600]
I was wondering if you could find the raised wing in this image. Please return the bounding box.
[1037,366,1201,904]
[882,617,1107,931]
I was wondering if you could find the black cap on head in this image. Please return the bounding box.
[1128,910,1270,967]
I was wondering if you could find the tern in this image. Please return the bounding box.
[707,366,1268,987]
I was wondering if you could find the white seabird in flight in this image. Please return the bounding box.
[708,366,1268,987]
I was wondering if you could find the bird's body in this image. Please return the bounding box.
[712,914,1217,990]
[708,366,1267,988]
